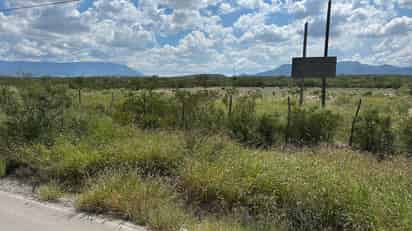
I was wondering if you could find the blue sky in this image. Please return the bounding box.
[0,0,411,75]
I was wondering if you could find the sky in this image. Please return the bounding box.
[0,0,411,76]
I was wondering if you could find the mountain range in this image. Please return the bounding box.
[256,61,412,76]
[0,61,143,77]
[0,60,411,77]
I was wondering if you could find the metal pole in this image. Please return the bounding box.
[324,0,331,58]
[299,22,308,106]
[303,22,308,58]
[322,0,332,108]
[78,88,82,106]
[228,94,233,117]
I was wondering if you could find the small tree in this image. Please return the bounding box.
[0,84,72,146]
[119,90,177,129]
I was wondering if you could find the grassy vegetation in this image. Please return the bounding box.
[0,75,411,90]
[179,140,412,230]
[77,172,283,231]
[37,182,64,202]
[77,173,191,230]
[0,159,6,177]
[0,79,412,230]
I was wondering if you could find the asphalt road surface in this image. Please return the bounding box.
[0,190,146,231]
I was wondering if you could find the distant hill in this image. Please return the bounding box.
[0,61,143,77]
[256,61,412,77]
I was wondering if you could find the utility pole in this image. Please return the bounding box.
[299,22,308,106]
[322,0,332,108]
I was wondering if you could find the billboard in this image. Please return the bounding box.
[291,57,337,79]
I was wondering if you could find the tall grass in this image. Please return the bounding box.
[0,159,6,177]
[179,138,412,230]
[14,127,184,186]
[37,182,64,202]
[76,173,283,231]
[2,85,412,230]
[9,124,412,230]
[77,173,191,231]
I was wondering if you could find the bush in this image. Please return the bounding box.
[227,96,258,144]
[353,108,395,156]
[256,114,284,148]
[0,84,72,146]
[116,90,177,129]
[287,107,340,146]
[175,90,224,130]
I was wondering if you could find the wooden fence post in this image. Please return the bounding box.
[285,96,291,144]
[228,94,233,117]
[78,89,82,106]
[182,99,186,129]
[110,91,114,113]
[349,98,362,147]
[61,106,65,130]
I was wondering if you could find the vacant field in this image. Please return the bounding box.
[0,78,412,231]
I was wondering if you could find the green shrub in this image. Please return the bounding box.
[175,90,224,130]
[363,91,373,96]
[256,114,284,148]
[228,96,258,144]
[0,86,20,114]
[0,84,72,146]
[353,108,395,156]
[287,107,340,146]
[116,90,177,129]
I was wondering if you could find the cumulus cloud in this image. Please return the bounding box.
[0,0,409,75]
[398,0,412,9]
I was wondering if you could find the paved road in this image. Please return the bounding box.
[0,191,147,231]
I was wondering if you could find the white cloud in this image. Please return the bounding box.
[398,0,412,9]
[0,0,409,75]
[219,2,234,14]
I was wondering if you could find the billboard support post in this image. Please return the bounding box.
[291,0,335,108]
[322,0,332,108]
[299,22,308,106]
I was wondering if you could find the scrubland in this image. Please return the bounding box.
[0,78,412,230]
